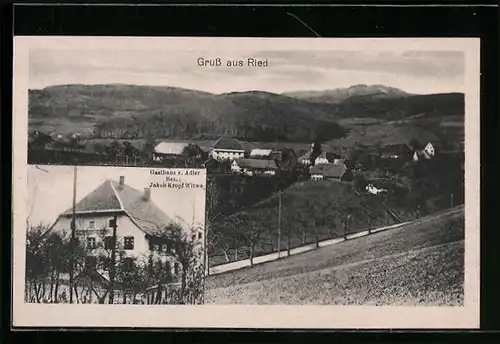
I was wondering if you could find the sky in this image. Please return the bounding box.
[27,165,206,229]
[29,49,465,94]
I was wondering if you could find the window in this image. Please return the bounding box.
[89,221,95,229]
[104,236,114,250]
[124,236,134,250]
[198,232,203,240]
[123,257,133,270]
[191,234,196,241]
[174,262,180,275]
[85,256,97,270]
[86,237,96,249]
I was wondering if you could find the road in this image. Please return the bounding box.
[208,205,464,276]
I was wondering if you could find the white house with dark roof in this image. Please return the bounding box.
[231,158,278,176]
[309,163,348,181]
[48,176,203,275]
[249,148,273,159]
[209,137,246,161]
[153,141,205,161]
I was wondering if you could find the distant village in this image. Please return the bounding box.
[28,129,458,198]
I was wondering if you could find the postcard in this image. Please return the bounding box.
[13,36,479,328]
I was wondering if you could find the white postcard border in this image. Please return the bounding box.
[12,36,480,329]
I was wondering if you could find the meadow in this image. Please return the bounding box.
[205,206,464,305]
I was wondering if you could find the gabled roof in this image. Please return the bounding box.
[234,158,278,170]
[315,151,341,162]
[299,151,312,161]
[250,148,273,157]
[310,163,347,178]
[154,142,190,155]
[213,137,245,151]
[59,179,174,236]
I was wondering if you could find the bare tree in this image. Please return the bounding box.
[151,223,205,304]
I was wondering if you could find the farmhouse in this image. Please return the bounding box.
[298,151,313,166]
[48,176,203,276]
[380,143,413,160]
[412,142,436,162]
[153,142,205,161]
[314,152,343,165]
[249,148,273,159]
[210,137,246,161]
[231,158,278,176]
[309,163,348,181]
[366,183,387,195]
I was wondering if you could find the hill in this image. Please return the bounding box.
[205,206,464,305]
[283,84,410,104]
[28,84,346,143]
[209,180,396,267]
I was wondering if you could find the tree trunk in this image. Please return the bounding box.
[155,284,162,304]
[49,270,55,302]
[54,273,60,303]
[287,230,291,257]
[302,230,306,245]
[73,284,79,303]
[181,268,188,304]
[315,234,319,248]
[249,244,255,266]
[222,249,230,262]
[123,291,127,304]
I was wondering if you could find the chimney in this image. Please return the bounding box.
[143,187,151,201]
[119,176,125,189]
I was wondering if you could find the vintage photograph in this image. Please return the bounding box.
[25,165,206,305]
[13,36,479,328]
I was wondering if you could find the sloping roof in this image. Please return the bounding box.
[299,151,312,161]
[213,137,245,151]
[315,151,341,162]
[234,158,278,170]
[59,179,174,236]
[199,145,213,153]
[250,148,273,157]
[154,142,190,155]
[310,163,348,178]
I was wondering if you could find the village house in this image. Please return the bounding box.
[380,143,413,160]
[314,151,343,165]
[309,163,349,181]
[153,142,205,162]
[209,137,246,161]
[298,151,313,166]
[231,158,278,176]
[249,148,273,159]
[412,142,436,162]
[47,176,203,277]
[366,182,387,195]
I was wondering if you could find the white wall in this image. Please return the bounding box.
[211,149,245,161]
[51,214,150,259]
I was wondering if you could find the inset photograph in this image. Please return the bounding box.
[25,165,206,305]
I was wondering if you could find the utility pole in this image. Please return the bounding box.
[108,215,118,304]
[277,190,282,259]
[450,193,454,208]
[69,165,77,304]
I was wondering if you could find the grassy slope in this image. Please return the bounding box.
[205,206,464,305]
[209,180,394,267]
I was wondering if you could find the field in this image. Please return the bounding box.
[205,206,464,305]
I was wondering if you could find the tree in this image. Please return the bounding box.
[153,223,205,304]
[309,140,323,166]
[230,212,267,267]
[25,225,86,303]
